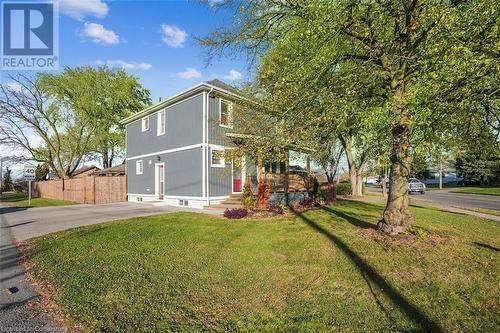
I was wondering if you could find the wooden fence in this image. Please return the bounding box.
[35,176,126,204]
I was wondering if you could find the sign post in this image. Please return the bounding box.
[24,164,35,207]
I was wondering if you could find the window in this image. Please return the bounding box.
[211,149,225,168]
[141,116,149,131]
[220,100,233,128]
[136,160,143,175]
[157,110,165,135]
[179,199,189,206]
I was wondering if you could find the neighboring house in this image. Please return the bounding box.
[121,79,310,209]
[72,166,100,178]
[92,164,126,177]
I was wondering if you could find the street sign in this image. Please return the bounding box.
[24,164,35,181]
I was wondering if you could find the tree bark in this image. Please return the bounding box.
[378,88,413,235]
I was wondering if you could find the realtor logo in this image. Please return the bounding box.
[1,1,59,69]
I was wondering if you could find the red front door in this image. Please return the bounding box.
[233,179,242,192]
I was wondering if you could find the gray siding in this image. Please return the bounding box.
[165,148,203,197]
[208,154,232,197]
[127,148,202,197]
[207,95,236,197]
[126,93,204,158]
[208,95,236,147]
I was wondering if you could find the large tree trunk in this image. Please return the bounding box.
[378,88,413,235]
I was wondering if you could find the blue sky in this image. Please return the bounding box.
[2,0,247,101]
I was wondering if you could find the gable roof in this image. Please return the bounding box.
[120,80,247,125]
[73,166,100,177]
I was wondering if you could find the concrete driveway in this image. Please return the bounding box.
[1,202,216,242]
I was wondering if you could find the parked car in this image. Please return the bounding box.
[408,178,426,194]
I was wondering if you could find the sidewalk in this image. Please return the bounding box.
[342,194,500,222]
[0,205,66,332]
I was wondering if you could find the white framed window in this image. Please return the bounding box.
[141,116,149,132]
[219,99,233,128]
[157,110,166,136]
[211,149,225,168]
[136,160,143,175]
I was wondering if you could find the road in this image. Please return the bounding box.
[366,187,500,212]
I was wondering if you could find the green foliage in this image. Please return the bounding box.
[35,163,49,181]
[39,66,151,168]
[311,176,320,200]
[408,225,428,240]
[336,182,352,196]
[2,166,13,191]
[241,182,255,210]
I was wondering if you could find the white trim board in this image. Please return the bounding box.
[126,144,203,161]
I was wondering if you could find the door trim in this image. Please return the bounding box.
[155,162,165,200]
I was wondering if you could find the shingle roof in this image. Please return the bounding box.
[205,79,242,95]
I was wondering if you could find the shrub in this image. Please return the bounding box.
[336,182,352,195]
[268,204,284,215]
[408,225,428,239]
[310,176,320,200]
[241,182,255,210]
[223,208,248,219]
[299,197,315,209]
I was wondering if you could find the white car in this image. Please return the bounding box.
[408,178,426,194]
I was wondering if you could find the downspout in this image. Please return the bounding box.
[206,87,214,206]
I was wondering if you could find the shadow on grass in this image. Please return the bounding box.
[473,242,500,252]
[320,205,375,229]
[291,207,444,333]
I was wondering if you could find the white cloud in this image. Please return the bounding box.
[161,24,187,48]
[177,68,202,79]
[96,60,152,70]
[83,23,120,45]
[60,0,109,20]
[223,69,242,81]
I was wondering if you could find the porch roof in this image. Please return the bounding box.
[225,132,315,154]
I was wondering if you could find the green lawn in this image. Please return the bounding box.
[25,201,499,332]
[0,192,78,208]
[450,187,500,196]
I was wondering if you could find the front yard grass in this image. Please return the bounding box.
[25,200,499,332]
[0,192,78,208]
[450,186,500,196]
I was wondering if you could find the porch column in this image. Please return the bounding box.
[284,152,290,205]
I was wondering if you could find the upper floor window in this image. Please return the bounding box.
[141,116,149,132]
[157,110,166,136]
[220,100,233,128]
[136,160,143,175]
[211,149,225,168]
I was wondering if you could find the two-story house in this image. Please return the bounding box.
[122,79,313,209]
[121,79,254,209]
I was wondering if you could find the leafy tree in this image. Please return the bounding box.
[0,74,94,179]
[456,119,500,185]
[203,0,498,234]
[35,163,49,181]
[2,166,13,192]
[40,67,151,168]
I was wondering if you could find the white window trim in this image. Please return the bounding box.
[136,160,143,175]
[141,116,149,132]
[157,109,166,136]
[219,99,233,129]
[211,148,225,168]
